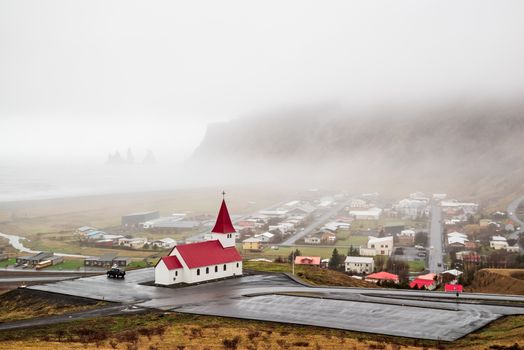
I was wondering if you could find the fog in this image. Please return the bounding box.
[1,1,524,201]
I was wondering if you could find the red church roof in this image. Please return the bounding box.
[211,199,236,234]
[176,240,242,269]
[161,255,183,270]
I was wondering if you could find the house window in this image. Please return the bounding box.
[175,271,178,276]
[215,266,218,272]
[371,244,375,248]
[236,262,239,268]
[206,267,209,274]
[223,264,227,271]
[197,268,200,276]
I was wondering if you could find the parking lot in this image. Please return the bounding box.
[27,268,524,341]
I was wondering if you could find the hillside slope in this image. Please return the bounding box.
[190,102,524,204]
[468,269,524,295]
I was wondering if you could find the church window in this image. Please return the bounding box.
[197,268,200,276]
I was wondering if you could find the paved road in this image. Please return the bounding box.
[25,268,524,341]
[280,199,351,246]
[428,204,444,273]
[508,196,524,231]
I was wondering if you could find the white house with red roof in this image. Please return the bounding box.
[155,198,243,285]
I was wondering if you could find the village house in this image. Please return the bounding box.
[16,252,63,267]
[321,231,337,244]
[294,256,321,267]
[76,226,97,236]
[409,273,437,290]
[304,235,321,245]
[84,230,106,241]
[269,222,295,234]
[151,238,176,249]
[242,237,262,251]
[118,237,148,249]
[84,253,130,268]
[322,221,351,232]
[141,215,201,232]
[344,256,374,274]
[349,198,369,208]
[490,235,509,250]
[360,236,394,256]
[365,271,399,284]
[447,236,468,249]
[456,251,481,263]
[440,200,478,215]
[349,207,382,220]
[254,232,274,242]
[395,198,428,220]
[155,198,242,285]
[396,229,415,246]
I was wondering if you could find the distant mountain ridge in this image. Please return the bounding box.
[190,102,524,205]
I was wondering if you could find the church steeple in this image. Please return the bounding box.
[211,195,236,234]
[210,194,236,247]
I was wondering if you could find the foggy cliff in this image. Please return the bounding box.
[189,102,524,202]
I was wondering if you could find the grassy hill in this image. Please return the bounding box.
[244,261,377,288]
[468,269,524,295]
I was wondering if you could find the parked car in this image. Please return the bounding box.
[107,267,126,279]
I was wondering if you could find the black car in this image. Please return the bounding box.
[107,267,126,279]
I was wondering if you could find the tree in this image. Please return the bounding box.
[374,255,386,272]
[328,248,343,270]
[288,249,301,263]
[414,232,428,247]
[386,257,409,285]
[347,245,360,256]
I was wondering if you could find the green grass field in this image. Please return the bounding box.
[45,260,84,271]
[0,258,16,268]
[408,260,426,272]
[335,233,369,246]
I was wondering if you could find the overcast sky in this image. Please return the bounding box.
[1,0,524,164]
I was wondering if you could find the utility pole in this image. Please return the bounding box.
[292,249,295,275]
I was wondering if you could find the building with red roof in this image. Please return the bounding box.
[294,256,321,266]
[365,271,399,284]
[409,278,437,290]
[155,198,243,285]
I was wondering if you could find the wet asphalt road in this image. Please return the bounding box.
[428,205,444,273]
[25,268,524,341]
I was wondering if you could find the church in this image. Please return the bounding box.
[154,197,243,285]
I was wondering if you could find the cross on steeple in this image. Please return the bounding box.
[222,190,226,199]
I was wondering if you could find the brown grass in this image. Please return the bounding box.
[0,307,523,349]
[467,269,524,295]
[0,289,106,323]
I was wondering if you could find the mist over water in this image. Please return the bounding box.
[0,163,186,202]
